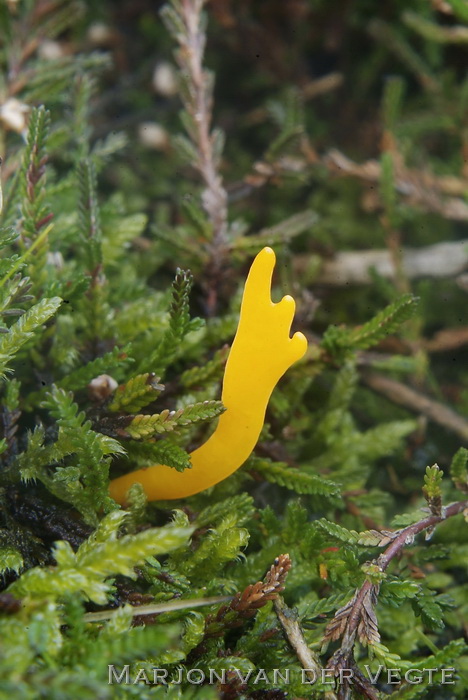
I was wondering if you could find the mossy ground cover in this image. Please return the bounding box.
[0,1,467,698]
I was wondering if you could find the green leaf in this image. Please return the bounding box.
[126,439,192,472]
[382,76,405,132]
[348,294,419,350]
[180,346,228,388]
[102,212,147,265]
[445,0,468,21]
[380,151,398,226]
[0,547,24,575]
[10,514,194,604]
[24,344,133,409]
[91,620,181,670]
[357,420,417,459]
[412,591,446,631]
[77,158,102,270]
[20,106,51,243]
[137,267,199,376]
[313,519,390,547]
[233,210,318,252]
[125,400,225,439]
[0,297,62,378]
[28,386,125,522]
[194,494,255,528]
[423,463,443,501]
[450,447,468,493]
[380,578,420,605]
[248,458,340,498]
[322,296,418,358]
[59,345,133,393]
[109,372,164,413]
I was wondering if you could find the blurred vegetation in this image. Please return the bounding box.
[0,0,467,698]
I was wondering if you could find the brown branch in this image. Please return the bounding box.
[83,594,232,623]
[204,554,292,638]
[403,10,468,44]
[166,0,229,317]
[362,372,468,442]
[431,0,454,14]
[274,596,337,700]
[325,499,468,662]
[178,0,228,246]
[377,500,467,571]
[293,239,468,286]
[301,332,468,440]
[325,148,468,221]
[422,326,468,353]
[228,140,468,231]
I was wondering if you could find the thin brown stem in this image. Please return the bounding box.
[377,499,467,572]
[362,372,468,442]
[274,596,338,700]
[178,0,228,248]
[328,498,468,647]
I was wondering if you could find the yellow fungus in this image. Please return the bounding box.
[109,246,308,504]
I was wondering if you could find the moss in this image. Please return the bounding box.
[0,1,467,698]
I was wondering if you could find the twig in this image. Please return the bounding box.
[274,595,337,700]
[325,148,468,221]
[403,10,468,44]
[302,331,468,438]
[326,147,468,197]
[165,0,229,314]
[422,326,468,353]
[379,501,468,568]
[302,73,344,100]
[186,555,292,664]
[355,330,468,357]
[228,144,468,226]
[83,594,232,623]
[330,499,468,644]
[301,332,468,438]
[293,239,468,286]
[243,72,343,126]
[325,499,468,694]
[362,372,468,442]
[178,0,228,246]
[430,0,453,14]
[204,554,292,638]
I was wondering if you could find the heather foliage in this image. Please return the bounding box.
[0,1,467,698]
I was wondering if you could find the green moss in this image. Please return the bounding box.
[0,0,467,698]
